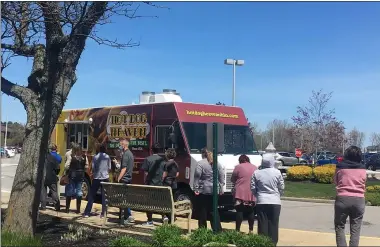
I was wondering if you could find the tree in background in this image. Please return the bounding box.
[346,127,366,148]
[369,133,380,149]
[263,119,294,152]
[1,1,163,236]
[292,89,345,153]
[1,122,25,146]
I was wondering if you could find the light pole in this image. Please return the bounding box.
[4,116,8,147]
[224,59,244,106]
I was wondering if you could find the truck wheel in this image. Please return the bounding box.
[174,188,193,208]
[82,177,91,200]
[174,188,196,219]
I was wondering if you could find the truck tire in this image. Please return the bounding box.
[174,187,196,219]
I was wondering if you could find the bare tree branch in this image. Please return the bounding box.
[39,2,65,46]
[1,51,15,72]
[2,43,36,57]
[1,77,37,104]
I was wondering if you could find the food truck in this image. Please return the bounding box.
[51,89,262,210]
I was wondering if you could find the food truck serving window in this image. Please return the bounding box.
[181,122,258,154]
[66,123,89,150]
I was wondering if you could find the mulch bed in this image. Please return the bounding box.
[2,208,153,247]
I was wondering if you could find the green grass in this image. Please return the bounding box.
[1,231,42,247]
[284,180,380,200]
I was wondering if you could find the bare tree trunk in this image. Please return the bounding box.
[3,83,57,235]
[3,109,46,235]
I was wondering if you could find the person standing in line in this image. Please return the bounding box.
[65,143,88,214]
[193,148,225,232]
[40,144,62,211]
[114,138,135,224]
[64,142,75,170]
[251,153,284,246]
[334,146,367,247]
[83,144,111,218]
[231,154,257,233]
[141,143,165,226]
[162,148,179,224]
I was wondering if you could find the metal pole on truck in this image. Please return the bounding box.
[212,123,219,232]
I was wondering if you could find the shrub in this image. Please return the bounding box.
[286,166,313,181]
[152,224,182,247]
[110,236,148,247]
[366,185,380,193]
[213,230,241,245]
[313,165,336,184]
[204,242,232,247]
[189,228,215,247]
[162,235,194,247]
[366,192,380,206]
[235,234,275,247]
[1,231,42,247]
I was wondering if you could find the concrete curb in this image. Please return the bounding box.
[282,196,334,204]
[281,197,375,206]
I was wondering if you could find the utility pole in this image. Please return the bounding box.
[4,118,8,147]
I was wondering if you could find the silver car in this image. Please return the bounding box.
[276,152,308,166]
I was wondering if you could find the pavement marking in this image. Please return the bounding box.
[279,227,380,240]
[1,163,18,167]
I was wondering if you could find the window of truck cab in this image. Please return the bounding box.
[154,122,186,154]
[66,123,89,150]
[181,122,258,154]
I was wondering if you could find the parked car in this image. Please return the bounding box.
[4,147,15,158]
[300,154,313,164]
[276,152,308,166]
[362,153,376,166]
[366,153,380,171]
[315,152,341,166]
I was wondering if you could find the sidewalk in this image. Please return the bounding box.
[39,200,380,246]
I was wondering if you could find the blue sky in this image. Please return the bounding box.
[2,2,380,145]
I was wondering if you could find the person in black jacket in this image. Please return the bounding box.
[40,144,62,211]
[141,143,165,226]
[162,148,179,224]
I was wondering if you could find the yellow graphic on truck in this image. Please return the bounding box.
[186,110,239,119]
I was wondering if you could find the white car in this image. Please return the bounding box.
[4,148,15,158]
[276,152,308,166]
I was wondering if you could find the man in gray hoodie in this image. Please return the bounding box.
[251,153,285,246]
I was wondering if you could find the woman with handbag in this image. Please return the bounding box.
[64,143,88,214]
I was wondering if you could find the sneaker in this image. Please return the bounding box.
[123,216,135,224]
[162,217,169,224]
[83,214,89,218]
[100,214,104,219]
[141,221,154,227]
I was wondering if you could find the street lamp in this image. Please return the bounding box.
[224,58,244,106]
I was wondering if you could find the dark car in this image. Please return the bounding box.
[362,153,376,166]
[366,153,380,171]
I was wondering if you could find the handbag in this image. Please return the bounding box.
[59,175,69,186]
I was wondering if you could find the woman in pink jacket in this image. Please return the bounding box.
[334,146,367,247]
[231,154,257,233]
